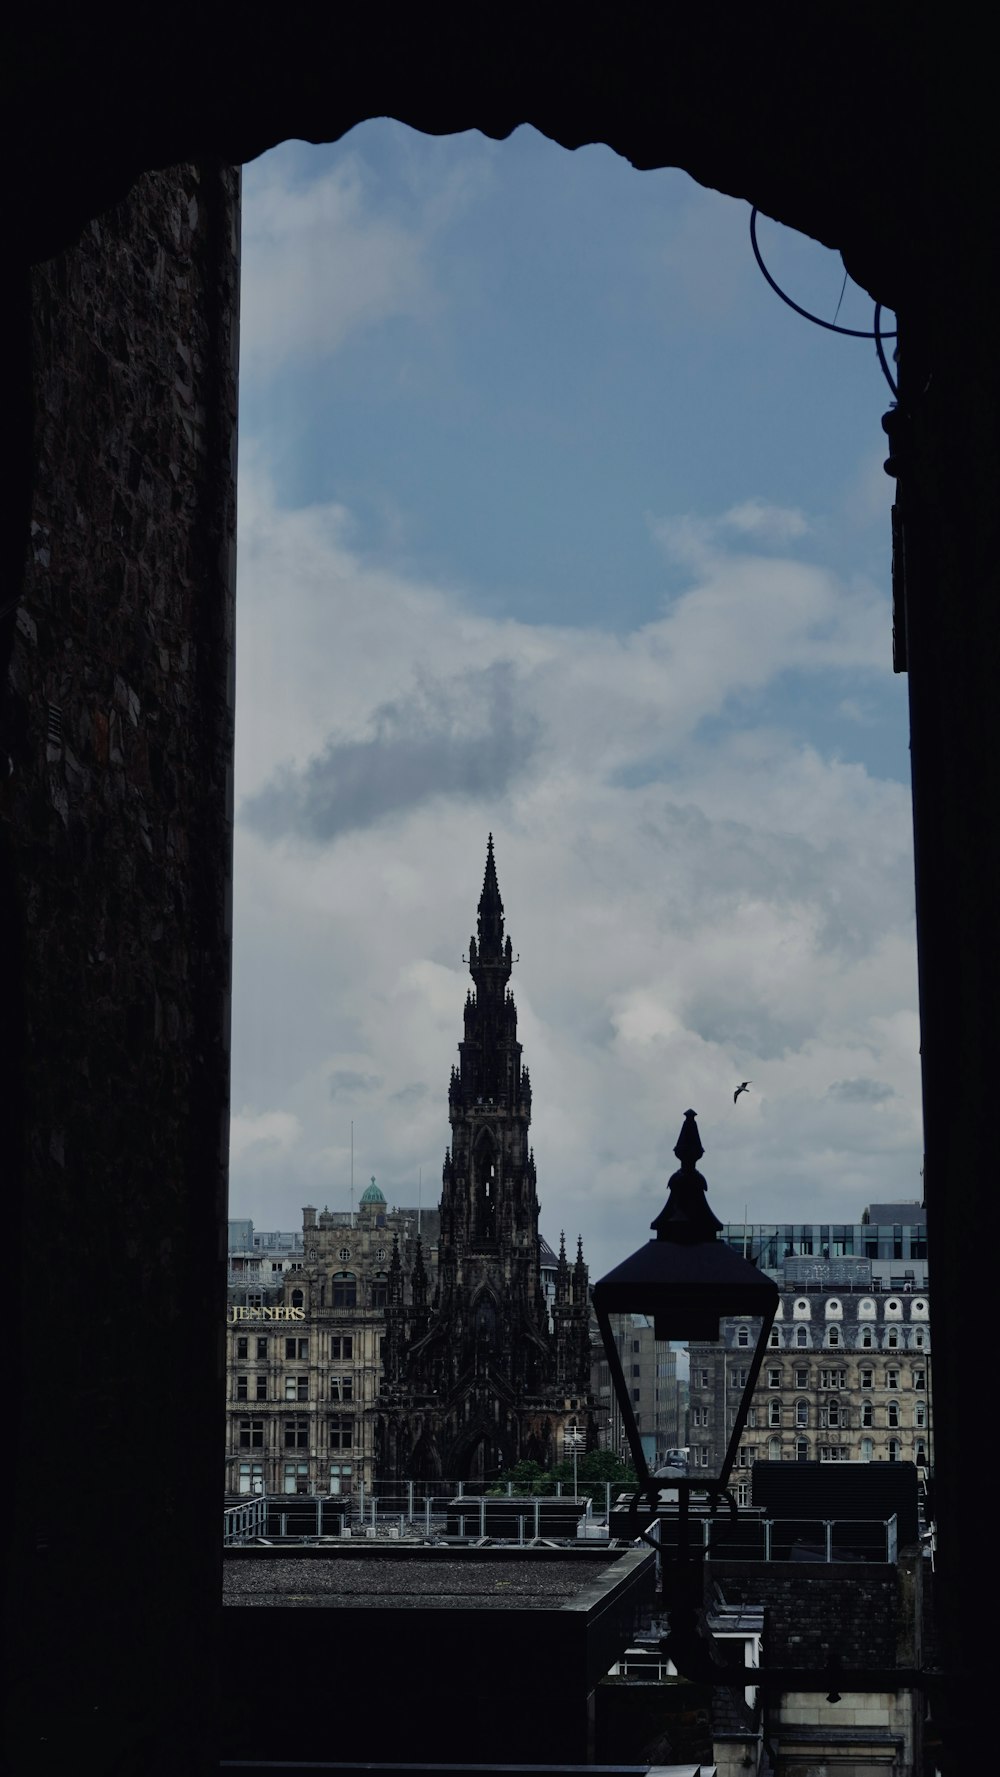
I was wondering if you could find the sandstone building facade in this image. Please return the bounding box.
[688,1208,930,1499]
[224,1188,439,1494]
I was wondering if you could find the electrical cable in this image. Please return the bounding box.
[749,206,899,398]
[750,207,897,340]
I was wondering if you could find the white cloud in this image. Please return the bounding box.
[241,153,434,373]
[229,472,920,1278]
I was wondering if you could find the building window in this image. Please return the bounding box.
[861,1437,874,1461]
[747,1408,757,1428]
[821,1446,849,1462]
[914,1329,925,1348]
[796,1327,808,1347]
[291,1288,304,1308]
[632,1364,641,1377]
[238,1462,264,1495]
[795,1400,808,1427]
[914,1368,926,1390]
[328,1462,353,1495]
[860,1366,873,1389]
[285,1375,309,1402]
[887,1368,900,1389]
[337,1247,351,1262]
[827,1326,841,1347]
[795,1367,808,1388]
[768,1437,781,1460]
[888,1401,900,1427]
[330,1376,354,1402]
[285,1337,308,1361]
[332,1272,357,1309]
[238,1419,264,1449]
[283,1462,310,1494]
[861,1328,874,1348]
[256,1337,268,1360]
[255,1374,267,1401]
[861,1400,874,1427]
[632,1388,640,1403]
[767,1368,781,1388]
[700,1370,709,1388]
[769,1328,781,1347]
[329,1417,354,1450]
[824,1399,841,1428]
[370,1274,389,1309]
[736,1481,750,1506]
[915,1440,927,1465]
[236,1376,248,1400]
[820,1369,846,1389]
[330,1335,354,1361]
[738,1447,750,1467]
[796,1438,809,1462]
[915,1401,927,1428]
[284,1418,309,1449]
[737,1326,750,1347]
[768,1400,781,1427]
[887,1327,899,1348]
[632,1339,640,1353]
[699,1446,709,1467]
[236,1336,248,1359]
[888,1439,900,1462]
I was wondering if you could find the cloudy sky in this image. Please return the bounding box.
[230,123,920,1279]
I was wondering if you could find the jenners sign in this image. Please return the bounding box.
[228,1305,306,1323]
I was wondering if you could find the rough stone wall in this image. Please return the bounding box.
[4,162,239,1774]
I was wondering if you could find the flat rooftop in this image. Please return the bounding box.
[223,1545,643,1610]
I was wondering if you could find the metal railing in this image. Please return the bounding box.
[223,1495,268,1545]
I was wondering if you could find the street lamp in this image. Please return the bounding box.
[565,1422,584,1498]
[593,1110,934,1705]
[592,1109,780,1680]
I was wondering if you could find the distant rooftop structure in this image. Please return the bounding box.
[359,1177,386,1206]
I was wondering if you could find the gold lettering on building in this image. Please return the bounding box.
[228,1305,306,1323]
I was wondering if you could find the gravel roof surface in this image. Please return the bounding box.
[224,1555,619,1609]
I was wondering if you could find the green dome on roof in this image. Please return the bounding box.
[360,1177,386,1205]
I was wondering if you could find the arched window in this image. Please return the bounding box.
[769,1327,781,1347]
[914,1328,925,1348]
[795,1437,809,1462]
[888,1400,900,1427]
[768,1437,781,1460]
[915,1440,927,1465]
[737,1325,750,1347]
[888,1438,900,1462]
[861,1327,874,1348]
[826,1399,841,1428]
[827,1326,841,1347]
[795,1400,809,1427]
[861,1400,874,1427]
[887,1327,899,1348]
[290,1288,304,1308]
[768,1399,781,1427]
[796,1326,808,1347]
[915,1401,927,1428]
[331,1271,356,1309]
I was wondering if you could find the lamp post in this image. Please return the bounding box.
[593,1109,779,1681]
[565,1422,584,1498]
[593,1110,935,1706]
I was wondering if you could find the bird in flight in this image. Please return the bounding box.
[734,1081,751,1103]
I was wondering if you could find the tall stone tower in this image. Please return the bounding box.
[375,838,593,1480]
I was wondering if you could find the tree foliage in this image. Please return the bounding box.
[488,1449,638,1502]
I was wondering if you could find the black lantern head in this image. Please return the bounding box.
[593,1111,778,1485]
[593,1110,778,1340]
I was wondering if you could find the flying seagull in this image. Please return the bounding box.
[733,1081,751,1103]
